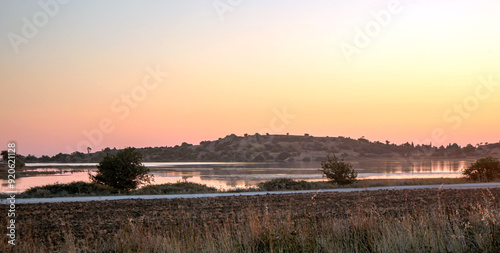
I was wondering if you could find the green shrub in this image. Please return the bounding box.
[90,147,152,191]
[21,181,117,198]
[462,156,500,181]
[258,178,316,191]
[320,154,357,185]
[133,182,218,195]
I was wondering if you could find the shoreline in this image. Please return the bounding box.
[4,182,500,204]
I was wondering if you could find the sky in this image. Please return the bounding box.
[1,0,499,156]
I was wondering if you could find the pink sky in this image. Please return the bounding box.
[1,0,499,156]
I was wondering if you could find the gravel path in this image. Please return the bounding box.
[3,182,500,204]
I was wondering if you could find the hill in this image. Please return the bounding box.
[16,134,500,163]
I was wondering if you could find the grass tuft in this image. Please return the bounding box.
[132,182,218,195]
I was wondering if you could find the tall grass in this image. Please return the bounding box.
[3,191,499,252]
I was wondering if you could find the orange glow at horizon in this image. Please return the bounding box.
[1,0,499,156]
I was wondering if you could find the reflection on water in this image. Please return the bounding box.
[1,160,472,192]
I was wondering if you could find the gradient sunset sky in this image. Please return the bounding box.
[1,0,499,156]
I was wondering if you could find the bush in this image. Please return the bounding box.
[1,150,25,168]
[320,155,357,185]
[90,147,152,191]
[253,154,265,162]
[133,182,218,195]
[462,156,500,181]
[258,178,335,191]
[258,178,314,191]
[21,182,117,198]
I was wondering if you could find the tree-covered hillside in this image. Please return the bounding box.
[12,134,500,163]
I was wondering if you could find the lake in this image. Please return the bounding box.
[1,159,473,193]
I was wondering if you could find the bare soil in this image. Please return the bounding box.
[2,188,499,246]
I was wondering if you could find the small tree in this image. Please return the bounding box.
[462,156,500,182]
[1,151,25,168]
[90,147,152,191]
[1,150,7,161]
[320,154,357,185]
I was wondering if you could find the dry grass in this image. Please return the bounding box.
[355,177,469,188]
[1,188,499,252]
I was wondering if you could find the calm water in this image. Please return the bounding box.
[1,160,473,193]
